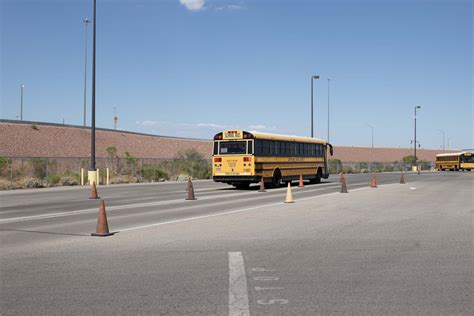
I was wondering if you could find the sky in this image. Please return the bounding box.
[1,0,472,149]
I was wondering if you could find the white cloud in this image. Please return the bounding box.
[139,120,158,126]
[214,4,245,11]
[248,124,276,131]
[179,0,205,11]
[196,123,228,129]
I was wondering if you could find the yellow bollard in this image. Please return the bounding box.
[81,168,84,186]
[96,168,100,185]
[106,168,110,185]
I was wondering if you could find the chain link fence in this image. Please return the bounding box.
[328,159,434,174]
[0,156,212,189]
[0,156,435,190]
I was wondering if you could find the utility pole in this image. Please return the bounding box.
[82,18,91,126]
[327,78,330,142]
[89,0,97,184]
[414,106,421,168]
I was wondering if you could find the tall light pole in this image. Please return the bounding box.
[327,78,330,142]
[311,75,320,138]
[437,129,445,150]
[366,123,374,148]
[20,84,24,120]
[89,0,97,182]
[414,106,421,167]
[82,18,91,127]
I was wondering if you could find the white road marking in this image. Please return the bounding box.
[251,268,276,272]
[253,276,279,281]
[254,286,284,291]
[229,252,250,316]
[118,183,401,232]
[257,299,289,305]
[1,181,400,226]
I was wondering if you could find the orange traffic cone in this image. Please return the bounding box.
[185,176,192,192]
[298,175,304,188]
[258,178,266,192]
[371,175,377,188]
[89,181,99,199]
[400,171,405,184]
[91,200,114,237]
[340,174,348,193]
[284,182,294,203]
[186,176,197,200]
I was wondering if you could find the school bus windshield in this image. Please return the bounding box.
[219,141,247,155]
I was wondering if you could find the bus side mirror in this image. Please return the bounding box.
[329,144,333,156]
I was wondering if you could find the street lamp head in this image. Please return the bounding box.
[416,105,421,109]
[21,84,24,88]
[83,18,90,23]
[312,75,320,80]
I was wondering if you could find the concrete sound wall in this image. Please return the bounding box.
[0,120,454,162]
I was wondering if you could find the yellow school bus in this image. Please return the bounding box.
[212,130,333,189]
[435,152,474,171]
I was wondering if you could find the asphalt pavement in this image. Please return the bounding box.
[1,172,472,315]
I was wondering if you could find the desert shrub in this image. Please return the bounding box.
[110,175,138,184]
[158,160,180,180]
[174,149,211,179]
[29,158,48,179]
[60,176,78,186]
[123,150,138,176]
[371,162,384,173]
[0,179,13,190]
[22,177,44,188]
[418,160,431,170]
[328,159,343,174]
[46,174,61,186]
[63,170,81,181]
[106,145,120,174]
[383,164,394,172]
[402,155,417,164]
[342,166,353,174]
[142,164,169,182]
[0,157,11,176]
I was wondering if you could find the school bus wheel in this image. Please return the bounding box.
[309,167,322,184]
[271,169,282,188]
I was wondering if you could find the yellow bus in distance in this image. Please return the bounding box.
[435,151,473,171]
[212,130,333,189]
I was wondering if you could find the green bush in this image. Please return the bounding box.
[46,174,61,185]
[402,155,417,164]
[383,165,394,172]
[60,176,78,186]
[328,159,343,174]
[342,166,353,174]
[29,158,48,179]
[142,164,169,181]
[174,149,211,179]
[0,157,11,176]
[63,170,81,182]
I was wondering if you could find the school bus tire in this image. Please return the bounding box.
[271,169,282,188]
[309,168,322,184]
